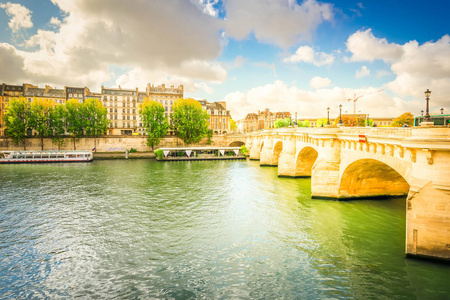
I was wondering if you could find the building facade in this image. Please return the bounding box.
[239,109,291,133]
[198,100,231,134]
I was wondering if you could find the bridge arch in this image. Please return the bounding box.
[228,141,245,147]
[272,141,283,165]
[295,146,319,177]
[338,159,410,198]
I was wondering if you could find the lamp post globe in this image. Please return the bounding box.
[424,89,432,122]
[338,104,343,125]
[441,108,444,115]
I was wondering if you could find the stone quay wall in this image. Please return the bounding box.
[0,135,232,152]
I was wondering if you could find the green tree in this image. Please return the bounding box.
[274,118,290,128]
[316,118,328,127]
[28,98,53,150]
[82,98,109,150]
[49,104,67,150]
[171,98,209,145]
[65,99,84,150]
[298,120,310,127]
[230,119,237,132]
[391,112,414,127]
[3,97,29,149]
[365,118,374,127]
[139,99,169,149]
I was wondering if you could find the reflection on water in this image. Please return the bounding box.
[0,160,449,299]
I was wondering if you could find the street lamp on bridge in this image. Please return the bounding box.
[441,108,444,114]
[338,104,344,125]
[327,107,330,125]
[423,89,432,122]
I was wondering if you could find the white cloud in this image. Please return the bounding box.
[376,70,391,78]
[347,29,450,107]
[283,46,334,66]
[309,76,331,89]
[49,17,61,27]
[225,0,333,48]
[355,65,370,78]
[346,29,403,63]
[195,0,219,17]
[0,0,226,91]
[224,80,416,120]
[0,2,33,32]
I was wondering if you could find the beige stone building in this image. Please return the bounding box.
[239,108,291,133]
[101,86,140,136]
[198,100,231,134]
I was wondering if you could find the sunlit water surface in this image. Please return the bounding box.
[0,160,449,299]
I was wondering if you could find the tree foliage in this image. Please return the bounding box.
[274,118,290,128]
[171,98,209,145]
[298,120,310,127]
[391,112,414,127]
[3,97,28,148]
[3,97,109,150]
[49,104,67,149]
[315,118,328,127]
[28,98,53,150]
[230,118,237,132]
[139,99,169,149]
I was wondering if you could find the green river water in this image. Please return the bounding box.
[0,159,449,299]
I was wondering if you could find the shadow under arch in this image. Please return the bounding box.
[228,141,245,147]
[339,159,410,199]
[260,141,264,152]
[272,141,283,165]
[295,146,319,177]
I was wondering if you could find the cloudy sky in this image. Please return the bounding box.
[1,0,449,120]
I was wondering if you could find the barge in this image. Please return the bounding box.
[0,150,94,163]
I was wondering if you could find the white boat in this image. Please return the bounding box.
[0,150,94,163]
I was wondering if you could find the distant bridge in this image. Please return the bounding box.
[223,127,450,262]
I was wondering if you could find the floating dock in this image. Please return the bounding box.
[157,147,246,161]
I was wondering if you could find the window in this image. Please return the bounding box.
[133,109,135,114]
[69,93,72,98]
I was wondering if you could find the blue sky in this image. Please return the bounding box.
[1,0,449,119]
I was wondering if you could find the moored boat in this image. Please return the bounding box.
[0,150,94,163]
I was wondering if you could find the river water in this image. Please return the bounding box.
[0,160,449,299]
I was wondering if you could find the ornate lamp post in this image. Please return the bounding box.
[423,89,432,122]
[441,108,444,114]
[366,113,369,126]
[338,104,343,125]
[295,112,298,125]
[327,107,330,125]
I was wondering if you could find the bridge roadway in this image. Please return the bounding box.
[224,127,450,262]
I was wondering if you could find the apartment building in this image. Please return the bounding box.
[239,108,291,133]
[198,100,231,134]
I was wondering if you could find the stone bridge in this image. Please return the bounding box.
[223,127,450,262]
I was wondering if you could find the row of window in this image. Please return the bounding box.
[103,96,137,101]
[68,93,83,98]
[108,114,137,121]
[109,108,137,114]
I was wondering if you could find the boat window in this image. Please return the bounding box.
[50,154,57,158]
[26,154,33,159]
[57,154,64,158]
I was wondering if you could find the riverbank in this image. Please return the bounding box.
[94,152,155,160]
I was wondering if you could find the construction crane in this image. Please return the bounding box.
[347,89,383,114]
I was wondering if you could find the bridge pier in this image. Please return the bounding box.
[406,183,450,261]
[260,139,274,166]
[249,140,261,160]
[278,139,296,176]
[311,139,341,198]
